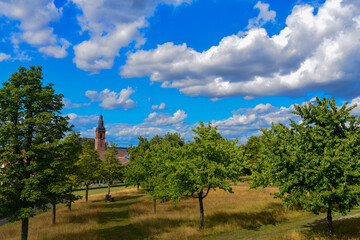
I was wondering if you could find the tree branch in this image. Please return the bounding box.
[203,185,211,199]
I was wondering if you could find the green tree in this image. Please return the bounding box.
[125,133,185,213]
[100,141,124,196]
[251,96,360,237]
[0,66,71,240]
[244,136,263,175]
[61,132,83,211]
[162,122,246,229]
[143,133,184,213]
[125,136,150,191]
[46,131,82,224]
[77,138,101,202]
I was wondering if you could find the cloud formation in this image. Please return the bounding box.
[247,1,276,28]
[71,0,192,73]
[144,109,187,126]
[67,113,99,129]
[0,0,70,58]
[68,95,360,145]
[63,98,91,109]
[213,103,299,141]
[67,108,189,144]
[122,0,360,100]
[151,103,166,110]
[0,53,10,61]
[85,87,137,110]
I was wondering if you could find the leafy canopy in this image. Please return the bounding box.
[252,96,360,216]
[0,66,71,222]
[167,121,245,201]
[100,141,124,187]
[76,138,101,186]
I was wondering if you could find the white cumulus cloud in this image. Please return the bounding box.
[63,98,91,109]
[214,103,298,139]
[85,87,137,110]
[151,102,166,110]
[38,39,71,58]
[0,53,10,61]
[71,0,192,73]
[247,1,276,28]
[66,113,99,130]
[0,0,70,58]
[144,109,187,126]
[121,0,360,100]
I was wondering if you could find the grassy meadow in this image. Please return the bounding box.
[1,186,360,239]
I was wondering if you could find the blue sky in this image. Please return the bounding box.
[1,0,360,146]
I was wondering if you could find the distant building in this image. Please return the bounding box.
[95,115,129,165]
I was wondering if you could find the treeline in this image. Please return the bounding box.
[124,96,360,238]
[125,122,246,229]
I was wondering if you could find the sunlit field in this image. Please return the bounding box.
[127,187,308,239]
[0,195,102,240]
[1,187,359,240]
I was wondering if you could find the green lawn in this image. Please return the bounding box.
[74,184,130,197]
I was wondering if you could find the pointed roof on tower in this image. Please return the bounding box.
[96,115,105,132]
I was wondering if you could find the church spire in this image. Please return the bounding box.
[96,114,105,132]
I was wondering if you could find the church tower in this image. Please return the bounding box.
[95,115,106,159]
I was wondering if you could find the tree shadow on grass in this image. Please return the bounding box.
[61,211,99,224]
[92,194,143,204]
[126,202,288,237]
[41,228,99,240]
[301,216,360,239]
[206,202,287,230]
[98,194,146,240]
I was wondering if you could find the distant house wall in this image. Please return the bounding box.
[116,149,129,165]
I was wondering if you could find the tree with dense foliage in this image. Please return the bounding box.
[144,133,184,213]
[243,135,263,175]
[251,96,360,237]
[125,136,150,191]
[0,66,71,240]
[125,133,185,213]
[100,141,124,196]
[76,138,101,202]
[46,131,82,224]
[162,122,246,229]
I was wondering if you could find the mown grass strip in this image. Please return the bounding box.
[76,185,128,197]
[98,189,146,240]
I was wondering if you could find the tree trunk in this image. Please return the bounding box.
[85,184,89,202]
[21,218,29,240]
[153,199,156,214]
[198,190,204,230]
[137,184,139,191]
[52,204,56,224]
[68,186,72,211]
[108,185,111,195]
[327,208,333,238]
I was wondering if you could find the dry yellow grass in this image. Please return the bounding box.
[128,187,308,239]
[276,216,360,240]
[4,187,354,240]
[0,194,104,240]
